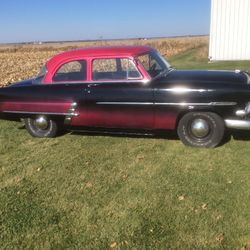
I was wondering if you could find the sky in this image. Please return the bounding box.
[0,0,211,43]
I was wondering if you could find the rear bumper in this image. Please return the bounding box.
[225,119,250,130]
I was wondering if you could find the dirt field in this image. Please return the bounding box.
[0,36,208,87]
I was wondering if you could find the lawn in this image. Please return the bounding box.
[0,46,250,249]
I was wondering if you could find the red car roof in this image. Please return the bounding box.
[44,46,154,83]
[61,45,153,57]
[46,46,154,68]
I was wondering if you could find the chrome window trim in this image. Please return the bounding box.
[88,79,149,84]
[47,79,149,85]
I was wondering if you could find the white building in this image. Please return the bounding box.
[209,0,250,61]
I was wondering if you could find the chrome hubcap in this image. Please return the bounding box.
[34,116,49,130]
[191,118,210,138]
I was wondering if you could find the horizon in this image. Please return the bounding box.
[0,0,211,44]
[0,34,209,46]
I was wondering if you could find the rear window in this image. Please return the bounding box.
[53,60,87,82]
[92,58,141,81]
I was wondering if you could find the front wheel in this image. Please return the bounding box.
[177,112,225,148]
[24,116,58,138]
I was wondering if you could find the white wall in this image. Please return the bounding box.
[209,0,250,61]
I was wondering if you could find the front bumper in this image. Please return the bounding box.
[225,119,250,130]
[225,102,250,130]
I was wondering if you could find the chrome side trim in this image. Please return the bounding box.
[64,102,78,124]
[3,111,69,116]
[225,119,250,130]
[209,102,237,106]
[96,102,237,106]
[97,102,154,105]
[164,88,214,93]
[155,102,237,106]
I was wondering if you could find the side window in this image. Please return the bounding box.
[137,53,165,77]
[92,58,141,81]
[53,60,87,82]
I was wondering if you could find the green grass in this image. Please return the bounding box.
[170,46,250,71]
[1,47,250,249]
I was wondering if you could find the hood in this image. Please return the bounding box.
[8,78,34,88]
[163,70,249,85]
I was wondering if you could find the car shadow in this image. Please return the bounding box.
[70,129,178,141]
[56,128,250,145]
[231,130,250,141]
[18,124,25,130]
[17,124,178,140]
[17,124,250,144]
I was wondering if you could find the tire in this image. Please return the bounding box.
[177,112,225,148]
[24,116,58,138]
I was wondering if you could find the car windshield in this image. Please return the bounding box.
[136,51,171,78]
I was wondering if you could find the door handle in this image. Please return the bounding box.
[86,83,99,94]
[87,83,99,88]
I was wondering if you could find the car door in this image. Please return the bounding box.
[82,57,154,129]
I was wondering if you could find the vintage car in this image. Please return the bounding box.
[0,45,250,148]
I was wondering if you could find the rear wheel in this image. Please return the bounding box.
[177,112,225,148]
[24,116,58,138]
